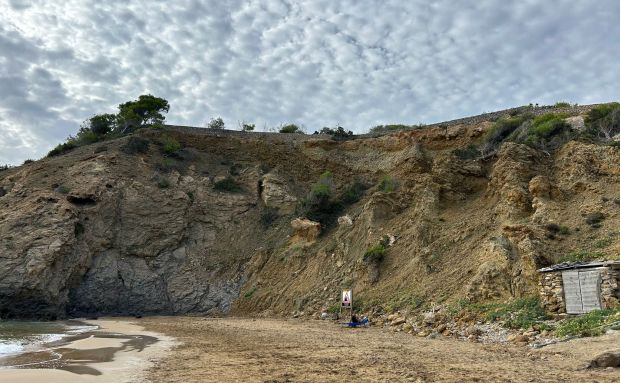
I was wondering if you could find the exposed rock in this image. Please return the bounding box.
[290,218,321,243]
[337,215,353,226]
[528,175,551,199]
[390,317,406,326]
[587,351,620,368]
[260,173,297,214]
[565,116,585,131]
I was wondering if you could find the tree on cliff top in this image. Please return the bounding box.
[48,94,169,157]
[117,94,170,133]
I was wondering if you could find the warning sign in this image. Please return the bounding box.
[341,289,352,308]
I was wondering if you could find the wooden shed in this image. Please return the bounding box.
[538,261,620,315]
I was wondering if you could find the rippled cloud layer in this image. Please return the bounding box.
[1,0,619,164]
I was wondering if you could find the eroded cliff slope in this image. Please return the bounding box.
[1,107,619,319]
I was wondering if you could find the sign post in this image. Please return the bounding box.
[341,289,352,319]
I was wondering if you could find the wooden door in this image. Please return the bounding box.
[562,270,602,314]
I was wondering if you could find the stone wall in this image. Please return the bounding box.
[165,103,603,142]
[539,267,620,314]
[601,268,620,309]
[539,272,565,314]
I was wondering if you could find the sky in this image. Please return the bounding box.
[1,0,619,165]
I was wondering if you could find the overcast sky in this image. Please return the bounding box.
[1,1,619,165]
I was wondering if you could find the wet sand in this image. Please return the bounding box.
[141,317,620,383]
[0,319,174,383]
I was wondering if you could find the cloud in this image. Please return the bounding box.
[1,0,619,164]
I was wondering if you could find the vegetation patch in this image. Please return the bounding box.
[162,136,181,154]
[213,177,243,192]
[556,307,620,337]
[316,126,353,139]
[585,211,605,225]
[122,136,150,154]
[527,113,570,140]
[369,123,426,134]
[279,124,303,134]
[453,144,480,160]
[585,103,620,140]
[452,297,549,330]
[157,178,171,189]
[244,287,257,299]
[378,175,398,192]
[260,207,280,228]
[558,250,604,263]
[48,94,169,157]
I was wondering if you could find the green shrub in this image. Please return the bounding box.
[317,126,353,139]
[122,136,150,154]
[594,238,613,248]
[94,145,108,154]
[207,117,225,129]
[340,180,367,204]
[244,287,257,299]
[558,250,604,263]
[155,158,186,174]
[48,139,78,157]
[554,101,572,108]
[369,124,426,134]
[453,144,480,160]
[56,185,70,194]
[279,124,303,134]
[528,113,570,140]
[383,293,424,313]
[157,178,171,188]
[585,103,620,140]
[555,308,620,337]
[162,137,181,154]
[585,211,605,225]
[214,177,242,192]
[22,159,34,165]
[455,297,549,330]
[260,207,280,228]
[483,115,528,150]
[363,237,390,264]
[378,175,398,192]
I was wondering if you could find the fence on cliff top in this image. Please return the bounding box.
[165,103,603,141]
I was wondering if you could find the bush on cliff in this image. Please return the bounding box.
[585,103,620,140]
[279,124,303,134]
[47,94,169,157]
[214,177,243,192]
[299,172,367,227]
[122,137,150,154]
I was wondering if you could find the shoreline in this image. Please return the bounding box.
[0,318,175,383]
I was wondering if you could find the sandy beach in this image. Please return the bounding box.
[0,319,174,383]
[141,317,620,383]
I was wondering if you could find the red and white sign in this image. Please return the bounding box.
[341,289,352,308]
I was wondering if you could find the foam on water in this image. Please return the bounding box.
[0,320,98,358]
[0,341,24,356]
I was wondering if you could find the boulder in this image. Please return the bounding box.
[290,218,321,243]
[260,173,297,214]
[588,351,620,368]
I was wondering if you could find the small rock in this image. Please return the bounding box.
[510,335,529,343]
[588,352,620,368]
[391,317,406,326]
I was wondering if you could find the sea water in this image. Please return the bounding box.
[0,320,97,358]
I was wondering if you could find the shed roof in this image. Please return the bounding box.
[538,260,620,273]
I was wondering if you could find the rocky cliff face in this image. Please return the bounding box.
[1,112,619,319]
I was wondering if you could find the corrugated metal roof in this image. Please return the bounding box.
[538,260,620,273]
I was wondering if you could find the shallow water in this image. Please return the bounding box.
[0,320,158,375]
[0,320,97,357]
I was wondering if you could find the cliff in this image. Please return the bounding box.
[1,106,619,319]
